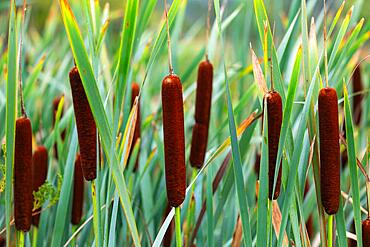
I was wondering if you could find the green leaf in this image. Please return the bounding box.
[58,1,141,245]
[5,1,17,245]
[343,82,362,247]
[277,65,318,247]
[214,0,252,246]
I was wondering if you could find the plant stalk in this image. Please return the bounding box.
[175,206,182,247]
[327,215,333,247]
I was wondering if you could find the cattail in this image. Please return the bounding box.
[69,67,97,181]
[363,219,370,246]
[264,91,282,200]
[14,117,33,232]
[190,60,213,168]
[162,74,186,207]
[352,66,363,126]
[189,123,208,168]
[32,146,48,227]
[128,82,140,172]
[71,154,84,225]
[162,204,174,247]
[318,87,340,215]
[53,96,66,159]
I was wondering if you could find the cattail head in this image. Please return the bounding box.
[0,236,5,247]
[190,60,213,169]
[189,123,208,168]
[162,74,186,207]
[318,87,340,215]
[264,91,283,200]
[129,82,140,172]
[69,67,97,181]
[14,117,33,232]
[362,219,370,246]
[32,146,48,227]
[352,66,363,126]
[194,60,213,125]
[71,154,84,225]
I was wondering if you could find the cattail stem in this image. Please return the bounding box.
[205,0,212,60]
[323,0,329,88]
[71,225,77,247]
[327,215,333,247]
[32,227,38,247]
[175,207,182,247]
[18,0,27,117]
[17,231,24,247]
[164,0,173,75]
[92,181,102,247]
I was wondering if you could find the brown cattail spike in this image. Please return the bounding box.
[71,154,84,225]
[53,96,66,159]
[190,60,213,168]
[318,87,340,215]
[14,117,33,232]
[129,82,140,172]
[363,219,370,246]
[352,65,363,126]
[69,67,97,181]
[32,146,48,227]
[264,91,283,200]
[162,74,186,207]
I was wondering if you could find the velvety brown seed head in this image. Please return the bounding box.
[363,219,370,246]
[14,117,33,232]
[318,87,340,215]
[69,67,97,181]
[0,236,4,247]
[129,82,140,172]
[190,61,213,169]
[194,60,213,125]
[352,66,363,126]
[71,154,84,225]
[32,146,48,227]
[264,91,283,200]
[189,123,209,168]
[162,74,186,207]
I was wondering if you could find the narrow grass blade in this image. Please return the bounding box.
[51,129,78,247]
[277,68,318,247]
[343,83,362,247]
[5,1,17,245]
[214,0,252,245]
[58,1,141,245]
